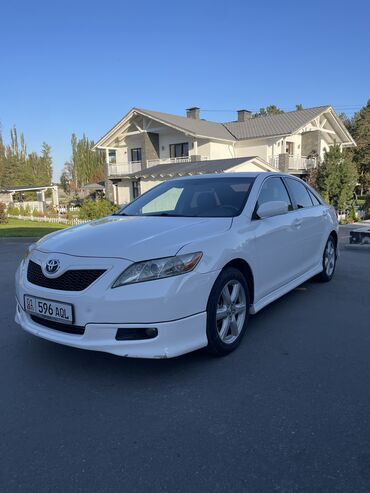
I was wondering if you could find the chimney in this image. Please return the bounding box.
[237,109,252,122]
[186,107,200,119]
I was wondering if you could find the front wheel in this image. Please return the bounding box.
[317,235,337,282]
[206,267,250,356]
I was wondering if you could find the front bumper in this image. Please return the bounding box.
[15,250,219,358]
[15,301,207,358]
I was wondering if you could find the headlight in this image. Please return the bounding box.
[112,252,203,288]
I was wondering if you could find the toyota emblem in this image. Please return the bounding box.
[45,259,60,274]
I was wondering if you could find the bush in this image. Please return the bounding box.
[363,195,370,219]
[65,211,75,221]
[78,199,116,220]
[0,202,8,224]
[24,206,31,216]
[7,205,20,216]
[46,204,58,217]
[348,206,358,223]
[19,205,31,216]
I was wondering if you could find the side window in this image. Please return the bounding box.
[256,177,293,212]
[308,189,321,206]
[286,179,313,208]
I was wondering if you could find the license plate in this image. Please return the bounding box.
[24,295,74,324]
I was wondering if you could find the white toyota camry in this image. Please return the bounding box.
[15,172,338,358]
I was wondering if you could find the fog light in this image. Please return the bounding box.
[115,327,158,341]
[145,327,158,338]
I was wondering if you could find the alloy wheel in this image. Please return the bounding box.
[216,280,247,344]
[324,238,336,277]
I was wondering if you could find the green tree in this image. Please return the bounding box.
[338,112,353,132]
[69,134,105,188]
[0,202,7,224]
[349,100,370,195]
[254,105,284,117]
[40,143,53,185]
[0,126,53,189]
[316,145,357,211]
[60,162,73,193]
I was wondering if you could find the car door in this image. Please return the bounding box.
[251,176,305,301]
[284,178,327,272]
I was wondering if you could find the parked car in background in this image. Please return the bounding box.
[15,172,338,358]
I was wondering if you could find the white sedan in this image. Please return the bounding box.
[15,173,338,358]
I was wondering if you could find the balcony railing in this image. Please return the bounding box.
[288,155,317,170]
[108,161,142,176]
[146,156,209,168]
[268,155,317,170]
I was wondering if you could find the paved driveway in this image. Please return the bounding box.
[1,230,370,492]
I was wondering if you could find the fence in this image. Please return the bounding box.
[7,215,90,226]
[12,201,45,213]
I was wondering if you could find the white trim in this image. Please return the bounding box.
[94,108,235,149]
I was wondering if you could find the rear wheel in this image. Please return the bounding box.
[317,235,337,282]
[206,267,250,356]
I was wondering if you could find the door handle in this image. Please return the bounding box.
[293,218,302,228]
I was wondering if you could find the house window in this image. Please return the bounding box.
[132,180,140,199]
[169,142,189,158]
[108,150,116,164]
[131,148,142,162]
[286,142,294,155]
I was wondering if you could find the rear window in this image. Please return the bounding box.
[286,179,313,208]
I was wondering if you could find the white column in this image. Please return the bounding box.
[193,138,198,156]
[282,137,287,154]
[52,186,59,206]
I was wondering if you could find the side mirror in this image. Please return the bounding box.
[257,201,289,219]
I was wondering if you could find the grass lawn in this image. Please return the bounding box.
[0,218,68,238]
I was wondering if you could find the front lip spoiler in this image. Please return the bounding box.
[15,303,208,359]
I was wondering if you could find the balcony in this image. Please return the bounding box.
[108,161,142,177]
[268,155,317,171]
[146,156,209,168]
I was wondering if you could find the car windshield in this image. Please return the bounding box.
[116,177,255,218]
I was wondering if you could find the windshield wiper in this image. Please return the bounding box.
[145,212,183,217]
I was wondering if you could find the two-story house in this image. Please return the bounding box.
[93,106,355,205]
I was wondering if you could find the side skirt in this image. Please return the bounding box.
[250,264,323,315]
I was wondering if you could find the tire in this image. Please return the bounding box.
[317,235,337,282]
[206,267,250,356]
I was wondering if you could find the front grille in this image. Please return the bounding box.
[27,260,106,291]
[30,315,85,335]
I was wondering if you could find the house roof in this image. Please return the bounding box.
[223,106,331,139]
[94,104,355,149]
[136,108,235,141]
[119,157,269,179]
[0,185,51,192]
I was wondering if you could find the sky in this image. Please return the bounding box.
[0,0,369,181]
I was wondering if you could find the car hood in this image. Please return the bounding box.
[35,215,233,261]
